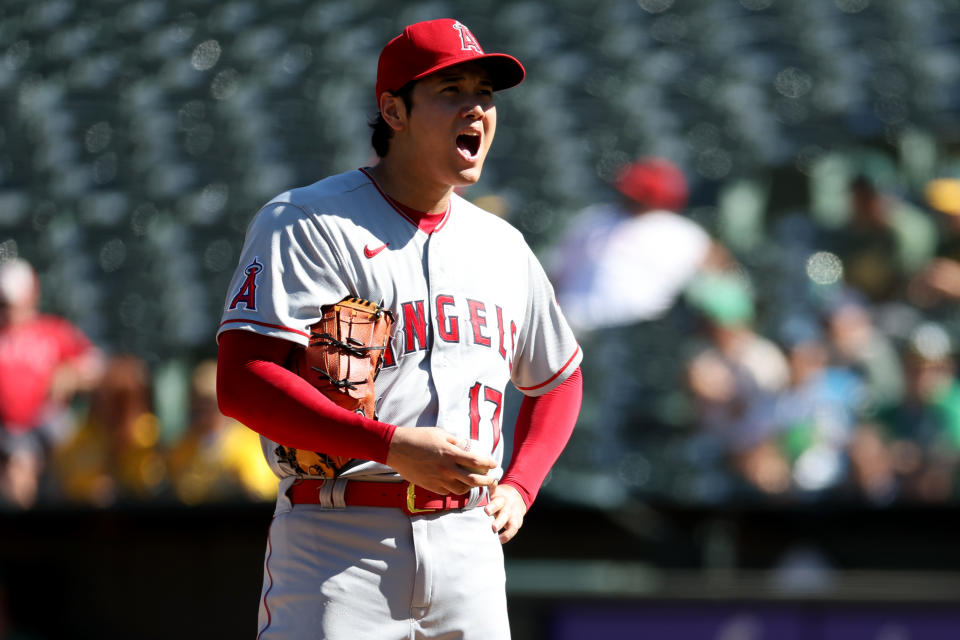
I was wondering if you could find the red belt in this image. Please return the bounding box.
[287,479,488,516]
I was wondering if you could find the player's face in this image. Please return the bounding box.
[405,63,497,188]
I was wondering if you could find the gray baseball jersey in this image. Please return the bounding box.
[219,168,581,485]
[218,168,581,639]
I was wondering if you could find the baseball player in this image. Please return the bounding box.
[216,18,583,640]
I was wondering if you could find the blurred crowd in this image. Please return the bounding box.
[1,0,958,515]
[546,152,960,508]
[5,149,960,511]
[0,257,275,510]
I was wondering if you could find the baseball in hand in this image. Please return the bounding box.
[459,439,490,475]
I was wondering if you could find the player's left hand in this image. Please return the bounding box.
[485,483,527,544]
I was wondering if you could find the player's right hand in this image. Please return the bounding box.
[386,426,497,495]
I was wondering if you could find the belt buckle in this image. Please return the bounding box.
[405,482,438,515]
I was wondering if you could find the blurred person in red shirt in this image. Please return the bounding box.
[0,257,102,508]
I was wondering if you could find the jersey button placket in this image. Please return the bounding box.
[424,234,451,419]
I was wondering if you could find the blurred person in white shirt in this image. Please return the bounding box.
[550,157,731,334]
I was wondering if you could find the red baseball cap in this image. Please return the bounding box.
[615,158,689,211]
[375,19,525,104]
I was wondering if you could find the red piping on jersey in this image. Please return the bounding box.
[218,318,310,339]
[359,168,451,234]
[256,518,276,640]
[515,345,581,392]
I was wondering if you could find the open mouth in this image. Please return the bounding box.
[456,132,481,159]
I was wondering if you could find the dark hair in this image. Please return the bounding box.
[368,81,416,158]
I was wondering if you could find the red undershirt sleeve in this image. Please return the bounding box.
[216,329,396,463]
[500,367,582,510]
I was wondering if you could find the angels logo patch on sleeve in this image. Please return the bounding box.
[229,258,263,310]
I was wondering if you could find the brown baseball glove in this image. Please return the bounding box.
[277,296,394,478]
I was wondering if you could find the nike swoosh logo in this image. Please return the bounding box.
[364,243,389,258]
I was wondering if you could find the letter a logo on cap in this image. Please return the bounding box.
[453,21,483,53]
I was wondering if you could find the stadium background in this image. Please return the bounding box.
[2,0,960,637]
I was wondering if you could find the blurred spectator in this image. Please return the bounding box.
[817,288,905,416]
[875,323,960,503]
[686,273,791,397]
[684,275,787,442]
[682,274,791,500]
[823,175,936,303]
[549,157,732,333]
[51,354,166,507]
[165,360,275,505]
[908,177,960,310]
[845,421,898,504]
[729,320,867,499]
[0,258,102,509]
[547,159,736,486]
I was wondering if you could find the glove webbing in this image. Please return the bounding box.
[310,332,387,390]
[312,332,385,359]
